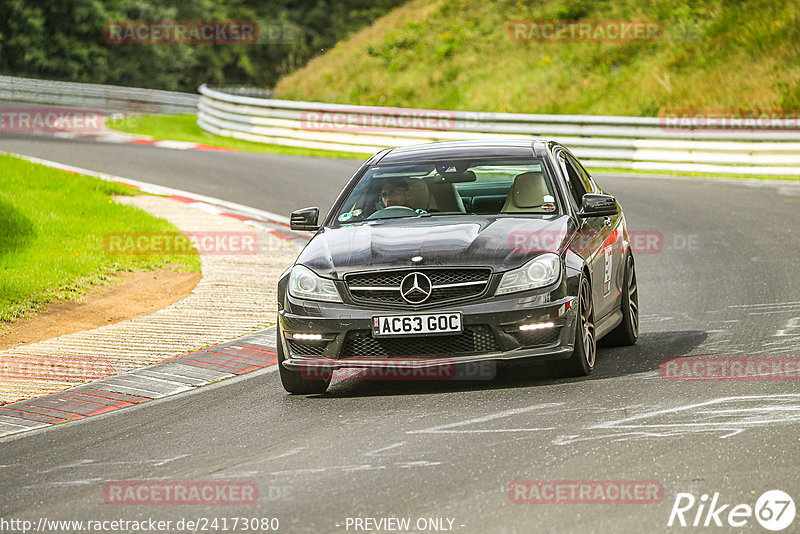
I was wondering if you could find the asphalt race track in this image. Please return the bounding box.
[0,135,360,216]
[2,135,800,533]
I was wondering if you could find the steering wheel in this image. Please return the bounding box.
[367,206,418,219]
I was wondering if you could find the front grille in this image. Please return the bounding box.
[345,268,491,306]
[340,325,500,358]
[287,339,328,356]
[511,327,561,347]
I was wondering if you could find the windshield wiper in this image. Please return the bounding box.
[417,212,478,217]
[364,212,479,224]
[365,215,418,222]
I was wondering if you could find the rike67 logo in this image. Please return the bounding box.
[668,490,796,531]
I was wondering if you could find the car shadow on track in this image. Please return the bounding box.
[317,329,707,398]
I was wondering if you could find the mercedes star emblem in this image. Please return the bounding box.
[400,272,433,304]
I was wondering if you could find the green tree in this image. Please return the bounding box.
[0,0,407,92]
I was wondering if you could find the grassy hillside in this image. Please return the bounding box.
[273,0,800,115]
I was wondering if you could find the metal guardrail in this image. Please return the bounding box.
[0,75,198,115]
[198,85,800,175]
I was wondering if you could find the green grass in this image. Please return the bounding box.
[273,0,800,115]
[106,114,369,160]
[0,154,201,323]
[591,167,800,181]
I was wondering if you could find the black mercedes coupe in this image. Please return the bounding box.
[277,140,638,393]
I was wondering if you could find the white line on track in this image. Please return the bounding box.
[407,403,562,435]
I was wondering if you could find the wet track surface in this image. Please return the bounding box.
[2,136,800,532]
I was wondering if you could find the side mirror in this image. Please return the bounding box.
[290,207,319,231]
[578,194,619,218]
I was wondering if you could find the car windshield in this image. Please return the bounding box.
[332,158,559,225]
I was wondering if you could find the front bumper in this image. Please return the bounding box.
[279,288,579,372]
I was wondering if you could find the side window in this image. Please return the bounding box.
[560,156,586,207]
[567,154,595,194]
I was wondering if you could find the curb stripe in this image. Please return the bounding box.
[77,388,150,403]
[0,407,64,422]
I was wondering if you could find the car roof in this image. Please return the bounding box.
[375,140,556,164]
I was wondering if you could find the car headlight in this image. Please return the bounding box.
[496,254,561,295]
[288,265,342,302]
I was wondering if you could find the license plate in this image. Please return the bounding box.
[372,313,462,337]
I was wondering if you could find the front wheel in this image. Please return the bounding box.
[547,275,596,378]
[277,327,331,394]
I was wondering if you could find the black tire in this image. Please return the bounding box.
[547,275,596,378]
[277,327,331,394]
[603,253,639,347]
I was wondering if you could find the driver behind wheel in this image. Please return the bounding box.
[380,178,412,208]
